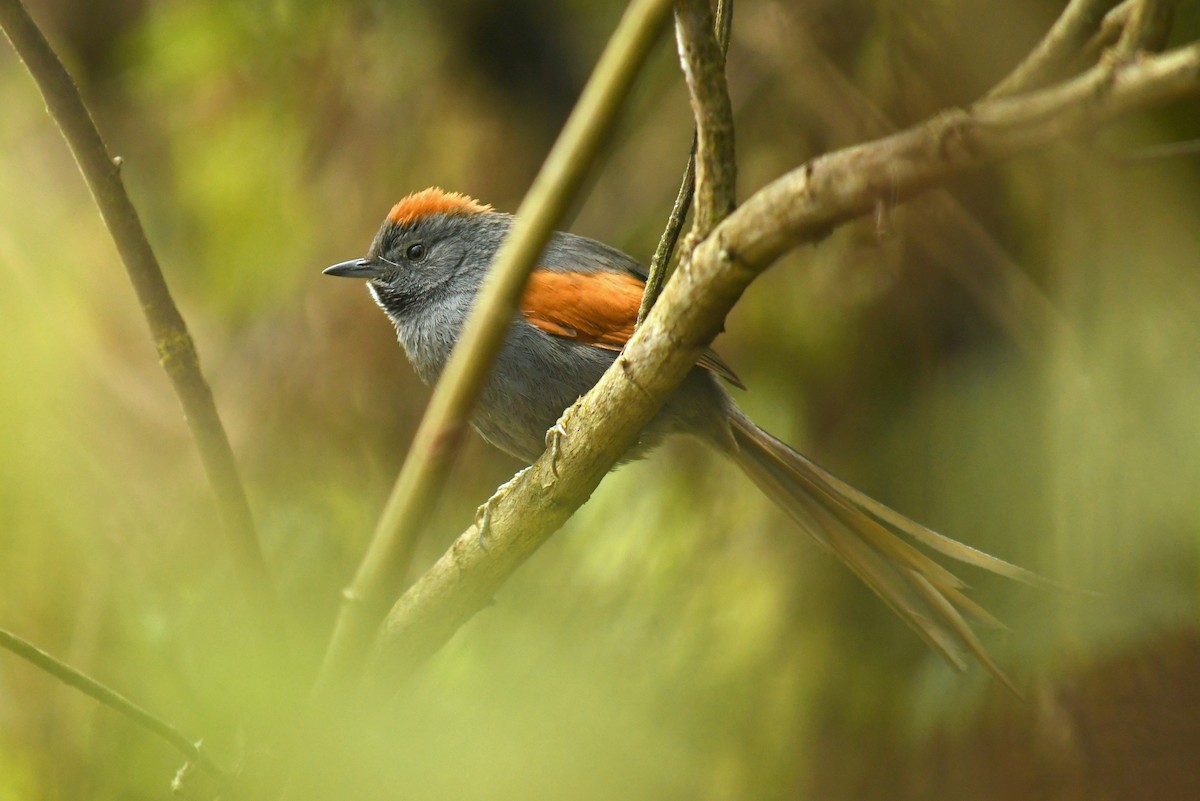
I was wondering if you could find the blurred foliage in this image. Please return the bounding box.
[2,0,1200,799]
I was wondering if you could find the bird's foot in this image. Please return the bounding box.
[474,467,529,549]
[545,418,569,482]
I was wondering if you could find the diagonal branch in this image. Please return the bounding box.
[370,41,1200,683]
[311,0,677,695]
[0,626,226,778]
[713,44,1198,269]
[745,15,1071,354]
[0,0,278,619]
[1081,0,1137,63]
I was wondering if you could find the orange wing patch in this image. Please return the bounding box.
[521,269,746,389]
[521,270,642,349]
[387,187,493,226]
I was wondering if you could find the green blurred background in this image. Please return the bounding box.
[3,0,1200,798]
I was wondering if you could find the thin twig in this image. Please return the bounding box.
[371,40,1200,683]
[1112,137,1200,160]
[985,0,1118,100]
[0,0,279,620]
[312,0,677,695]
[638,136,696,324]
[0,627,227,778]
[638,0,734,324]
[1080,0,1137,63]
[1113,0,1175,58]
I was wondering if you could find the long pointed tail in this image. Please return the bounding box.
[727,409,1042,696]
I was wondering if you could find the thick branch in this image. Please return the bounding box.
[730,45,1198,267]
[312,0,676,693]
[372,42,1200,681]
[0,0,277,617]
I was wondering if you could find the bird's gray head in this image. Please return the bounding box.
[323,187,510,319]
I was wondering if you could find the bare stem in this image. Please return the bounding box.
[986,0,1118,100]
[0,0,278,620]
[0,627,226,778]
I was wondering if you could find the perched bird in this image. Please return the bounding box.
[326,187,1042,693]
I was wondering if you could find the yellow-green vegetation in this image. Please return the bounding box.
[2,1,1199,799]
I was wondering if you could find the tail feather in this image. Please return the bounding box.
[837,502,967,590]
[727,410,1034,695]
[824,517,972,673]
[906,569,1021,697]
[940,584,1012,632]
[779,433,1054,590]
[734,446,972,671]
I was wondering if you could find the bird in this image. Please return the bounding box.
[325,186,1044,694]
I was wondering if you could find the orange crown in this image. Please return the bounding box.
[386,187,493,226]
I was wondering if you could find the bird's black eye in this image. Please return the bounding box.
[405,243,426,261]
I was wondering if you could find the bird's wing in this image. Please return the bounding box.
[520,268,745,389]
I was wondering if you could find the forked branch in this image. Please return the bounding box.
[372,39,1200,683]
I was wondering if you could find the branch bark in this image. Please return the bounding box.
[674,0,737,235]
[0,0,278,619]
[638,0,735,323]
[370,41,1200,683]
